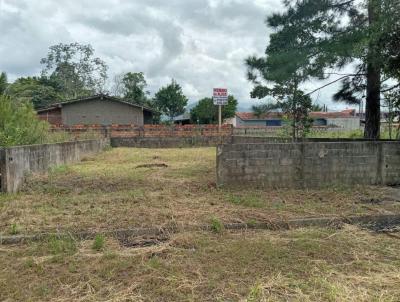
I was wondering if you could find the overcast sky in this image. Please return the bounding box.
[0,0,355,111]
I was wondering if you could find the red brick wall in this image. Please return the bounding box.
[50,124,233,138]
[38,108,62,125]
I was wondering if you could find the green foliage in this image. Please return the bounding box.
[246,282,263,302]
[383,89,400,139]
[154,79,188,121]
[92,234,105,251]
[210,217,224,233]
[40,42,108,100]
[10,223,19,235]
[47,235,77,255]
[115,72,149,106]
[228,193,264,208]
[250,83,313,139]
[0,96,49,147]
[0,72,8,95]
[251,102,280,118]
[7,76,61,109]
[247,0,400,139]
[311,103,324,112]
[190,95,238,124]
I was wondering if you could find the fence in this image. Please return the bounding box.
[0,139,109,193]
[217,140,400,189]
[50,124,233,138]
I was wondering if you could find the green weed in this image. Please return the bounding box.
[92,234,105,251]
[246,282,263,302]
[228,193,264,208]
[9,223,19,235]
[47,235,77,255]
[210,217,224,233]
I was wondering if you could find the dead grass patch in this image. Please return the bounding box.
[1,227,400,301]
[1,147,400,235]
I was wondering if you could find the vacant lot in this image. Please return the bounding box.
[1,226,400,301]
[1,147,400,235]
[1,147,400,301]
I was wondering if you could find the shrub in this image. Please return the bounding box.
[0,95,49,146]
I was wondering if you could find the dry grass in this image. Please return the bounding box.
[1,147,400,235]
[1,147,400,300]
[1,226,400,301]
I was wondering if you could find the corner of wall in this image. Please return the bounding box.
[0,148,7,193]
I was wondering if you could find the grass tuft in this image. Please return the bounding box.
[9,223,19,235]
[92,234,105,251]
[47,235,77,255]
[210,217,224,233]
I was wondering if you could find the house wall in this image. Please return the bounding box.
[236,115,360,130]
[37,107,62,125]
[61,98,145,126]
[326,118,360,130]
[0,139,109,193]
[236,117,270,127]
[217,141,400,188]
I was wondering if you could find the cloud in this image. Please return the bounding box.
[0,0,354,110]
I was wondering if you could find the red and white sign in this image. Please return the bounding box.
[213,88,228,105]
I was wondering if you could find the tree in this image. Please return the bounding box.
[190,95,238,124]
[0,72,8,95]
[154,80,188,121]
[40,43,108,100]
[247,0,400,139]
[383,89,400,139]
[250,82,313,139]
[252,102,281,118]
[311,104,324,112]
[113,72,149,105]
[0,95,49,146]
[7,77,61,109]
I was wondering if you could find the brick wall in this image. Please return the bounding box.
[50,124,233,138]
[217,141,400,188]
[111,136,231,148]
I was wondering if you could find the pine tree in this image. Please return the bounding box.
[247,0,400,139]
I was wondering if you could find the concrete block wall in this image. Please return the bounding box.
[0,139,109,193]
[111,136,231,148]
[217,141,400,188]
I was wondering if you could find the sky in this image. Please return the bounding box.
[0,0,356,111]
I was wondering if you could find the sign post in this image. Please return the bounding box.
[213,88,228,132]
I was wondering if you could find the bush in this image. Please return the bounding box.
[0,96,50,146]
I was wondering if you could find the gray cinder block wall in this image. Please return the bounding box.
[0,139,109,193]
[217,141,400,188]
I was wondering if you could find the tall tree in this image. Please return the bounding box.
[114,72,149,105]
[247,0,399,139]
[190,95,238,124]
[154,80,188,121]
[0,72,8,95]
[40,43,108,100]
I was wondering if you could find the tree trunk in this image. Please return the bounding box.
[364,0,381,139]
